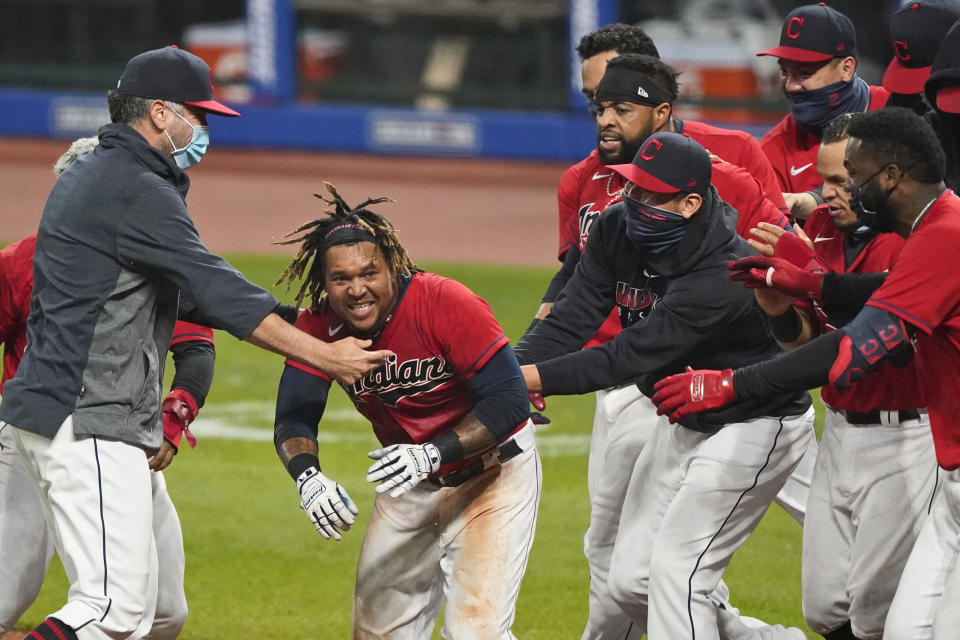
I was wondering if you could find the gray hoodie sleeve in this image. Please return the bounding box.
[115,180,279,339]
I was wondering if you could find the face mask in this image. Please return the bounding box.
[164,109,209,170]
[789,77,869,136]
[623,196,689,253]
[849,165,895,233]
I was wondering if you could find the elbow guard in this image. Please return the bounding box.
[829,306,914,392]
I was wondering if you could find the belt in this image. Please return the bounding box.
[839,408,922,426]
[431,439,524,488]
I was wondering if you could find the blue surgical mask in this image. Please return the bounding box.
[165,109,209,170]
[623,196,689,253]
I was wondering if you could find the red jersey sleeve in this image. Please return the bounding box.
[558,163,582,261]
[170,320,215,346]
[284,305,333,382]
[0,238,33,343]
[867,207,960,334]
[713,162,790,239]
[429,277,509,376]
[740,135,788,213]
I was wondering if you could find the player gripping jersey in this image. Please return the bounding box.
[273,184,539,638]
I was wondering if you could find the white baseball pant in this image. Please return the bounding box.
[581,386,814,640]
[352,428,539,639]
[8,415,186,640]
[802,408,938,639]
[607,407,815,640]
[884,467,960,640]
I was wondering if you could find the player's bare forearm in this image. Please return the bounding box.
[450,414,498,459]
[278,436,319,470]
[535,302,553,320]
[521,364,543,393]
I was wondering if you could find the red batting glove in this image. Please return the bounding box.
[162,388,199,450]
[773,231,833,276]
[651,367,736,424]
[728,256,824,300]
[529,393,546,412]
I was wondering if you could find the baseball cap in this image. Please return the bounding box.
[926,20,960,113]
[608,132,711,197]
[115,45,240,117]
[757,3,856,63]
[883,2,960,95]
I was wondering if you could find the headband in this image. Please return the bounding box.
[321,223,377,252]
[595,66,674,108]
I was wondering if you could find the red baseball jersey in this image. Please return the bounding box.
[803,205,923,412]
[866,190,960,469]
[0,235,35,393]
[287,272,515,454]
[677,119,787,214]
[760,85,890,194]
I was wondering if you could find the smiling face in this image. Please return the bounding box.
[323,242,398,335]
[779,57,854,93]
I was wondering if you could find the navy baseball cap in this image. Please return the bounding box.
[116,45,240,117]
[757,3,856,63]
[926,20,960,113]
[608,132,711,197]
[884,2,960,95]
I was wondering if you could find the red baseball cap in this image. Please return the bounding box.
[883,2,960,95]
[609,132,712,197]
[757,3,856,63]
[116,45,240,117]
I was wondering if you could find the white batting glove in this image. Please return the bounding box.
[366,443,441,498]
[296,467,359,541]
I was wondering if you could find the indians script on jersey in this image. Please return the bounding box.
[351,354,455,407]
[616,270,661,327]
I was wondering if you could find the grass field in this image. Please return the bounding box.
[11,254,821,638]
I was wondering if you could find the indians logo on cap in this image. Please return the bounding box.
[895,40,911,61]
[639,138,662,161]
[786,16,804,39]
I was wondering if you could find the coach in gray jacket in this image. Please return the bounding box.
[0,46,391,640]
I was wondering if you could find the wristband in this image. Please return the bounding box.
[768,307,803,343]
[430,431,463,465]
[287,452,321,482]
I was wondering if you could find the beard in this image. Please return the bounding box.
[597,127,652,165]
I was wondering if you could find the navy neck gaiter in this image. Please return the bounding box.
[790,76,870,137]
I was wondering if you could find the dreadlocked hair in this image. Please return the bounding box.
[275,181,419,308]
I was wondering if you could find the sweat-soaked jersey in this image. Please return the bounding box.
[866,190,960,469]
[287,272,515,450]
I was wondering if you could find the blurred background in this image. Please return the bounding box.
[0,0,903,161]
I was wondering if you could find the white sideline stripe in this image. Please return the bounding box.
[192,414,591,458]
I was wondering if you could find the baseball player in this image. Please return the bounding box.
[517,132,814,640]
[758,3,889,220]
[653,107,960,639]
[742,114,938,640]
[533,51,807,640]
[0,137,216,639]
[272,184,539,638]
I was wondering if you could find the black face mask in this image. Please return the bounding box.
[849,165,896,233]
[623,196,689,253]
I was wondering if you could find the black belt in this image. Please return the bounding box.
[431,439,523,488]
[841,409,921,425]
